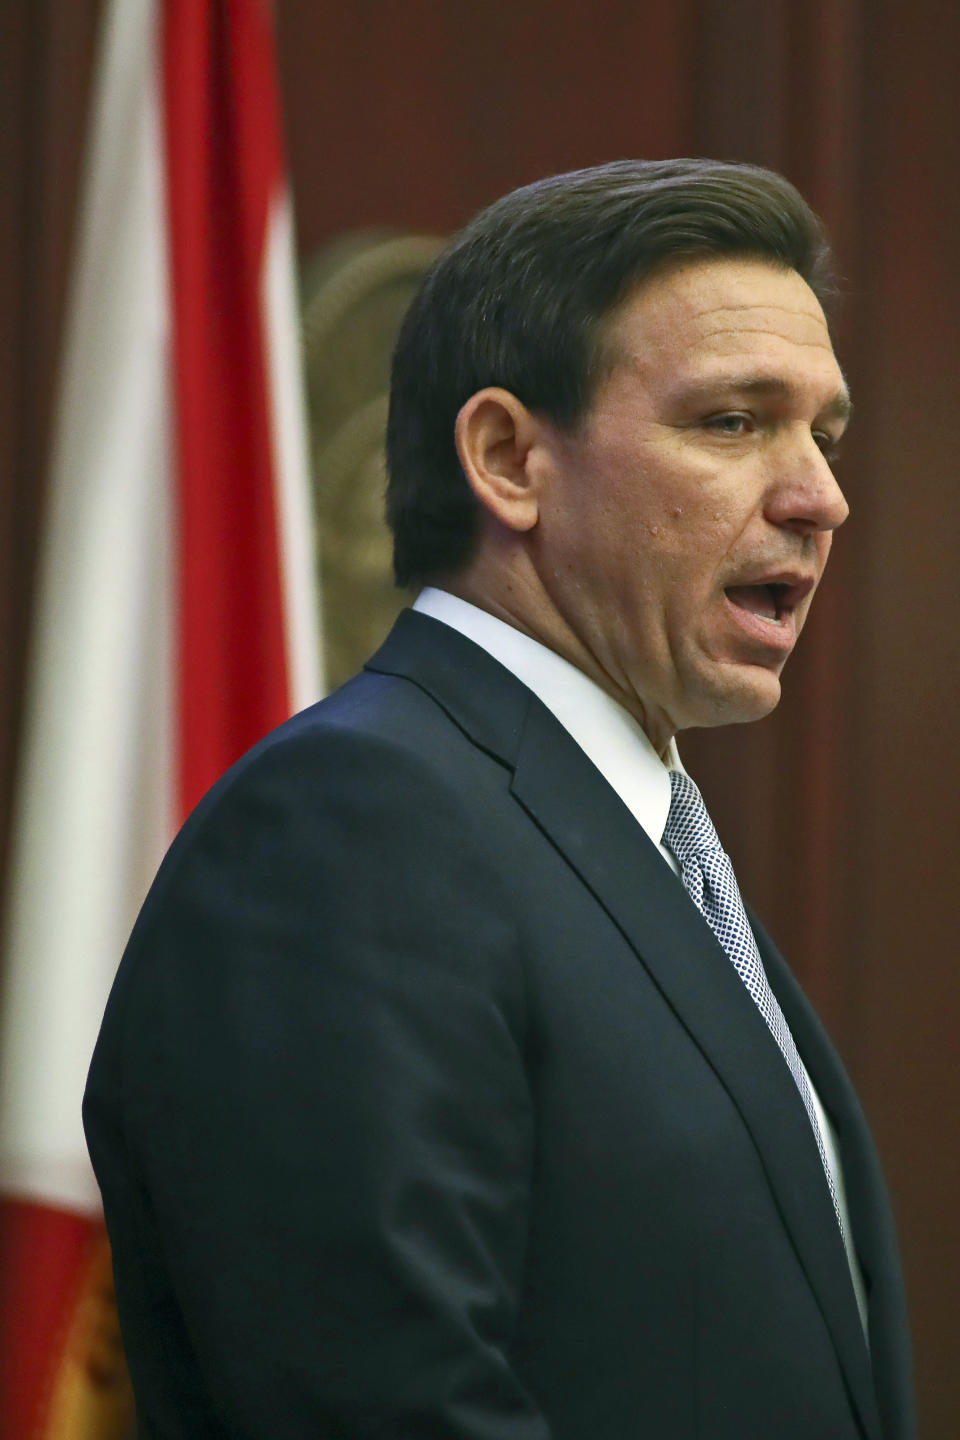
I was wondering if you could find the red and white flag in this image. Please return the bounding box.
[0,2,320,1433]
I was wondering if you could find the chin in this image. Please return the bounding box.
[686,667,783,730]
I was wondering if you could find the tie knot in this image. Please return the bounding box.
[663,770,723,865]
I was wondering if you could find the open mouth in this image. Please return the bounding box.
[724,581,798,627]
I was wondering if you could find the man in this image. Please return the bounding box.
[85,160,915,1439]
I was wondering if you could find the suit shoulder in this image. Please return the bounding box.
[210,666,497,801]
[125,666,515,959]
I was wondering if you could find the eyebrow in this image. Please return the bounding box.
[673,375,853,424]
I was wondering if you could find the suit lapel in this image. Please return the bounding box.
[511,698,881,1440]
[368,611,883,1440]
[756,918,916,1440]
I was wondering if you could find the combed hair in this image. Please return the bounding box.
[386,158,836,587]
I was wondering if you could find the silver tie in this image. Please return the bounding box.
[663,769,843,1235]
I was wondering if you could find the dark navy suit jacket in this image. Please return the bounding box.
[84,610,915,1438]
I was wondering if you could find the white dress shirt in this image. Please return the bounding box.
[413,586,869,1337]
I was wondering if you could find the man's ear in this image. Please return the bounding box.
[454,388,543,533]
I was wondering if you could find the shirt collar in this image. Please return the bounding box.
[413,588,682,858]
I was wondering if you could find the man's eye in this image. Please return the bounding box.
[705,413,752,436]
[814,430,841,462]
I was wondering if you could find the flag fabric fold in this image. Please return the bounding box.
[0,1,319,1433]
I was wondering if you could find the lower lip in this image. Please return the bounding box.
[722,593,798,656]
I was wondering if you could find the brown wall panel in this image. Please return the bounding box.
[276,0,695,247]
[849,4,960,1429]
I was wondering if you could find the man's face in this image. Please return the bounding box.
[529,256,850,751]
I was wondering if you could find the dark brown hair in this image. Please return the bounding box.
[386,159,835,587]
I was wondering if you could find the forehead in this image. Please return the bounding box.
[601,256,843,399]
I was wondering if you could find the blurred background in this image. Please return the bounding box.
[2,0,958,1435]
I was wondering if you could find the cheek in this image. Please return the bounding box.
[655,514,735,586]
[646,468,742,546]
[591,461,742,605]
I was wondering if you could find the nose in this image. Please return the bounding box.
[764,435,850,536]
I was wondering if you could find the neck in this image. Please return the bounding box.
[434,547,676,759]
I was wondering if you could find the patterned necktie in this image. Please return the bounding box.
[663,769,844,1236]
